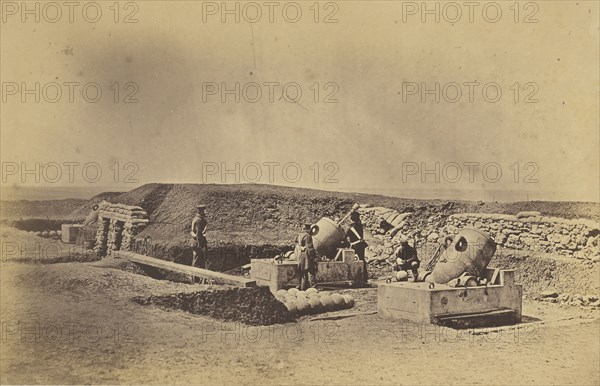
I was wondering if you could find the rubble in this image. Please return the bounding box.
[538,291,600,307]
[540,290,559,298]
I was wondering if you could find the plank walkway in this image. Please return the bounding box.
[115,250,256,287]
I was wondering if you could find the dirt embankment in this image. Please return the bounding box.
[64,191,124,220]
[91,184,359,269]
[492,249,600,297]
[69,184,600,247]
[1,192,123,223]
[4,183,600,278]
[133,286,293,326]
[5,184,598,245]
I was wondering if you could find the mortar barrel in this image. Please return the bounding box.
[431,228,496,284]
[310,217,346,257]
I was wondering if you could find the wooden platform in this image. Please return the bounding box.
[115,251,256,287]
[251,259,365,292]
[378,269,522,325]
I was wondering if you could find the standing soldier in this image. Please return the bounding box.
[297,223,317,290]
[190,205,208,270]
[346,211,369,283]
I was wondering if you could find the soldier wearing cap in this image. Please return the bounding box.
[190,205,208,269]
[297,223,317,290]
[394,237,420,281]
[346,211,369,283]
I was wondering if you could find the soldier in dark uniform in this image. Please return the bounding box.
[394,237,420,280]
[345,211,369,283]
[297,223,317,290]
[190,205,208,269]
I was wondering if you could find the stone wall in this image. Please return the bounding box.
[447,212,599,260]
[358,206,600,262]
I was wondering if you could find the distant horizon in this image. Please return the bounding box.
[1,183,598,204]
[2,1,598,220]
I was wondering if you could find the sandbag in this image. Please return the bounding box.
[386,213,399,225]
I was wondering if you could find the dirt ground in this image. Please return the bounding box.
[1,226,599,385]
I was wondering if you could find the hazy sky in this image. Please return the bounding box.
[1,1,599,202]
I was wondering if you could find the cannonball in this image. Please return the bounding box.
[288,288,299,295]
[296,299,310,314]
[342,294,355,307]
[41,231,49,238]
[319,295,334,310]
[306,288,319,295]
[35,231,42,236]
[285,301,298,314]
[49,231,57,237]
[331,294,345,308]
[395,271,409,282]
[276,289,288,297]
[307,292,320,300]
[308,298,322,312]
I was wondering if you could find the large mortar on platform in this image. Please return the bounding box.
[380,228,522,327]
[378,268,522,327]
[252,214,365,291]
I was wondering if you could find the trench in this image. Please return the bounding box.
[5,218,69,232]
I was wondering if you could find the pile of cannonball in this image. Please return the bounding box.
[29,230,61,238]
[274,288,355,315]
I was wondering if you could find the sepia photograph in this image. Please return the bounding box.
[0,0,599,384]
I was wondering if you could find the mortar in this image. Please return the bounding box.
[379,268,522,327]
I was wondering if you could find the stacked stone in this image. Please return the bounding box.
[446,212,599,261]
[106,219,119,252]
[94,217,110,256]
[357,205,599,262]
[94,203,149,256]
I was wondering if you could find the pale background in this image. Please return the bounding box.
[1,0,598,202]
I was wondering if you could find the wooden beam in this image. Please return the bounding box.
[310,311,377,322]
[490,268,501,285]
[115,250,256,287]
[434,309,518,329]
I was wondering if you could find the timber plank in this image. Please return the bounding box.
[115,250,256,287]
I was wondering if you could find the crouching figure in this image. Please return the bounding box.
[393,237,420,281]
